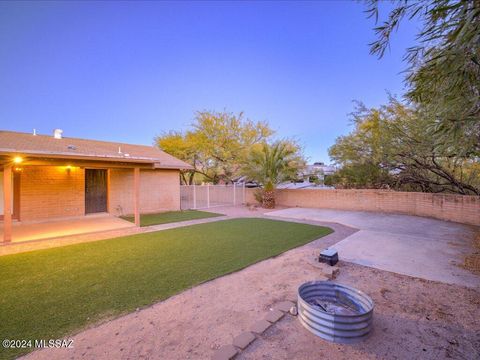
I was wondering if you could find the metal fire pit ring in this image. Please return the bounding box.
[297,281,374,344]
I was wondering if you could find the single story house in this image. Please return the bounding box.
[0,129,192,242]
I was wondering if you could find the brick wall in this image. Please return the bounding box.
[20,166,85,221]
[109,169,180,216]
[18,166,180,221]
[246,188,480,226]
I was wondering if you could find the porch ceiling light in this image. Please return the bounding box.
[13,156,23,164]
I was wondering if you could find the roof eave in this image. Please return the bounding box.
[0,149,157,164]
[154,163,194,170]
[0,149,194,170]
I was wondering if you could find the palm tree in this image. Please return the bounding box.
[243,141,303,208]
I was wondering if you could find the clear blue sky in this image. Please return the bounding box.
[0,1,417,164]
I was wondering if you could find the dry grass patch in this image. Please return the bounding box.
[464,232,480,274]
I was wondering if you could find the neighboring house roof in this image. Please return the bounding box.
[277,181,334,190]
[0,130,193,170]
[303,163,337,175]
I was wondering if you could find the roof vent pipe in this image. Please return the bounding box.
[33,128,37,136]
[53,129,63,139]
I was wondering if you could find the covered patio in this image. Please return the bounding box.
[1,159,145,244]
[0,129,192,244]
[0,214,135,243]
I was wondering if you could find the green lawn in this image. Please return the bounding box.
[0,218,332,359]
[121,209,223,227]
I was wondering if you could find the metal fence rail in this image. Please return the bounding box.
[180,184,245,210]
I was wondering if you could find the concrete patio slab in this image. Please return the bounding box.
[266,208,480,288]
[0,214,135,243]
[266,207,475,240]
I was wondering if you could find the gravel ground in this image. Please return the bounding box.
[464,232,480,274]
[239,262,480,360]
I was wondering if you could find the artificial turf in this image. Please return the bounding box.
[121,209,223,227]
[0,218,332,359]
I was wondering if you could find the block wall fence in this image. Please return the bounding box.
[245,188,480,226]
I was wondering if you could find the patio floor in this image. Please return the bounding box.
[0,214,135,243]
[266,207,480,288]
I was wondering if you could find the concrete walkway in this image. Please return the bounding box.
[266,207,480,289]
[0,214,235,256]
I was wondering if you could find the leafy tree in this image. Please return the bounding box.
[242,140,304,208]
[326,163,392,189]
[366,0,480,156]
[156,111,273,184]
[155,130,198,184]
[329,100,394,188]
[329,97,480,194]
[308,174,320,185]
[383,101,480,194]
[333,2,480,194]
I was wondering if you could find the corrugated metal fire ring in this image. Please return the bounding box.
[298,281,374,344]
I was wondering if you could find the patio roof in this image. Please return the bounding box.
[0,130,193,170]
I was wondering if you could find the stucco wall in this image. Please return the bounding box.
[20,166,85,221]
[109,169,180,216]
[246,188,480,226]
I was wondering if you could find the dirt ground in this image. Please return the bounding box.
[239,262,480,360]
[464,232,480,274]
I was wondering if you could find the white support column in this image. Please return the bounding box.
[106,169,111,214]
[207,184,210,208]
[3,166,12,242]
[193,184,197,209]
[233,183,236,206]
[133,167,140,226]
[243,182,246,204]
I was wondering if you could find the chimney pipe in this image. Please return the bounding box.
[53,129,63,139]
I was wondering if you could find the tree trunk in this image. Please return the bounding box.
[262,190,275,209]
